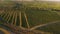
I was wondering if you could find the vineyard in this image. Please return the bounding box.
[0,1,60,34]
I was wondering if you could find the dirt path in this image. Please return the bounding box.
[1,11,7,17]
[14,11,17,26]
[4,11,11,21]
[7,11,14,23]
[11,11,16,25]
[24,12,30,29]
[0,11,10,23]
[19,11,22,27]
[30,21,60,30]
[3,11,9,19]
[0,28,11,34]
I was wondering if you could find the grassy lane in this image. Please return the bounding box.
[7,11,14,23]
[11,11,16,25]
[1,11,7,17]
[22,12,28,28]
[4,11,11,22]
[14,11,17,26]
[35,21,60,34]
[16,11,20,26]
[24,12,30,29]
[19,11,22,27]
[30,21,60,30]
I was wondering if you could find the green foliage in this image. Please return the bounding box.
[36,22,60,34]
[25,8,60,27]
[0,2,60,33]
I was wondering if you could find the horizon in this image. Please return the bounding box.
[1,0,60,2]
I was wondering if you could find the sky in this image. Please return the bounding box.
[13,0,60,1]
[1,0,60,1]
[40,0,60,1]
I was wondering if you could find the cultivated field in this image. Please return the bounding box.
[0,1,60,34]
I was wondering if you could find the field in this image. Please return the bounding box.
[0,1,60,34]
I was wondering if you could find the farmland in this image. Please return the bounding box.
[0,1,60,34]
